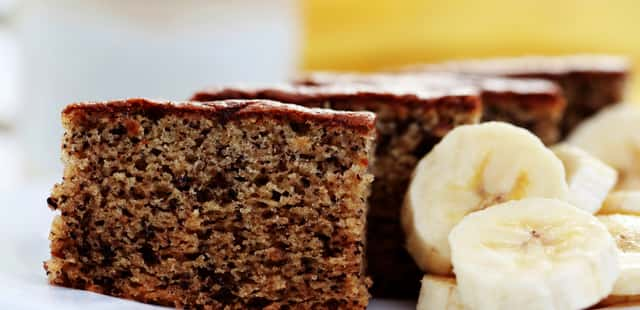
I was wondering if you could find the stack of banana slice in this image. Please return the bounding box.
[403,104,640,310]
[567,104,640,191]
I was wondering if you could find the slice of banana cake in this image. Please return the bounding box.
[191,84,483,298]
[44,98,376,309]
[410,55,630,136]
[296,71,566,144]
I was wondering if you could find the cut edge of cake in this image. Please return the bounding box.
[293,71,566,144]
[46,98,377,309]
[401,54,630,136]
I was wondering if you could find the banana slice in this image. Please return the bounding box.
[449,198,620,310]
[416,274,639,310]
[417,275,466,310]
[551,144,618,213]
[416,274,640,310]
[597,214,640,296]
[600,191,640,216]
[402,122,568,275]
[567,104,640,190]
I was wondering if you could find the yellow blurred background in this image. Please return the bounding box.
[303,0,639,99]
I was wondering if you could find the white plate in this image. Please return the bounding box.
[0,182,413,309]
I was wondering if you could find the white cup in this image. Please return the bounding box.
[14,0,300,177]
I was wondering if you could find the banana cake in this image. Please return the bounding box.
[409,55,629,136]
[296,72,566,144]
[45,98,377,309]
[191,84,483,298]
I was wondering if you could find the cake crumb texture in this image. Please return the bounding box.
[45,99,376,309]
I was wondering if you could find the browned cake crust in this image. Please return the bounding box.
[510,71,626,136]
[45,98,376,309]
[191,85,482,299]
[595,295,640,308]
[295,72,566,144]
[407,55,630,135]
[61,98,376,134]
[478,77,565,144]
[191,84,480,137]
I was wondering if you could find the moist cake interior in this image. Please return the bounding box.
[46,99,375,309]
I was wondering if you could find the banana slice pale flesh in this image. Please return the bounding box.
[597,214,640,296]
[417,273,636,310]
[402,122,569,275]
[449,198,620,310]
[567,104,640,191]
[417,275,466,310]
[551,144,618,214]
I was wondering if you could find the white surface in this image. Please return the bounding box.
[0,183,413,309]
[0,0,15,16]
[0,135,24,191]
[0,29,19,124]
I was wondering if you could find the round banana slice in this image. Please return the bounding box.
[449,198,620,310]
[417,275,466,310]
[600,191,640,215]
[567,104,640,190]
[598,214,640,296]
[551,144,618,213]
[402,122,568,275]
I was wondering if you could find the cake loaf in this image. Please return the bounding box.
[297,72,566,144]
[45,98,376,309]
[409,55,629,135]
[191,84,483,298]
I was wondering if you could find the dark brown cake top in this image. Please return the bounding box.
[406,55,630,76]
[295,71,562,96]
[63,98,377,134]
[192,82,481,113]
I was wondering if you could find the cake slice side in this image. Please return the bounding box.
[294,71,566,144]
[406,55,630,136]
[45,98,376,309]
[478,77,566,144]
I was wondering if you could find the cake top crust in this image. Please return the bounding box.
[191,82,482,114]
[405,55,630,76]
[295,71,561,96]
[193,82,478,100]
[62,98,377,134]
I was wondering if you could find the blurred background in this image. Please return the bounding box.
[0,0,639,191]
